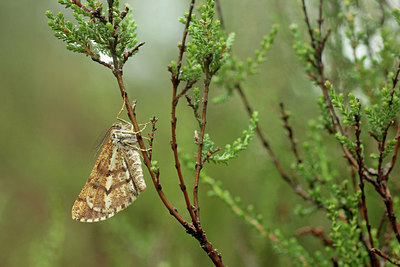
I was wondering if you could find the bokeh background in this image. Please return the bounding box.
[0,0,361,266]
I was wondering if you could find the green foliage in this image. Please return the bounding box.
[365,84,400,141]
[180,0,233,80]
[326,81,361,126]
[46,0,139,67]
[326,196,370,266]
[213,24,279,103]
[289,23,316,77]
[201,112,258,164]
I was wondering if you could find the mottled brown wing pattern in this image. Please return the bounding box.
[72,123,146,222]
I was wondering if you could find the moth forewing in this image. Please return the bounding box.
[72,123,146,222]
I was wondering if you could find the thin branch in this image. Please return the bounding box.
[123,42,146,64]
[185,94,202,120]
[384,126,400,178]
[354,110,379,265]
[113,71,192,232]
[301,0,316,49]
[235,85,347,221]
[193,60,212,220]
[103,2,224,265]
[370,248,400,266]
[279,102,302,164]
[296,227,333,247]
[148,116,157,161]
[317,0,323,34]
[377,120,394,183]
[202,148,221,164]
[169,0,199,230]
[176,80,197,101]
[166,1,225,265]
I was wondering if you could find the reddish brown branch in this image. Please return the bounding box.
[113,71,191,228]
[235,85,347,220]
[193,61,212,220]
[370,248,400,266]
[148,116,157,161]
[169,0,199,229]
[384,126,400,178]
[296,227,333,247]
[70,0,107,24]
[104,1,224,265]
[123,42,146,64]
[354,111,379,265]
[377,120,394,183]
[185,95,202,120]
[167,0,224,265]
[279,102,302,164]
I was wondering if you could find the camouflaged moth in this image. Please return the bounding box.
[72,123,146,222]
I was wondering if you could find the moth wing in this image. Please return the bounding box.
[72,139,139,222]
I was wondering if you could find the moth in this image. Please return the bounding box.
[72,122,146,222]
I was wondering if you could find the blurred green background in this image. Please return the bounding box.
[0,0,324,266]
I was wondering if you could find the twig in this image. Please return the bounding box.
[185,95,202,120]
[193,60,212,220]
[279,102,302,164]
[370,248,400,266]
[202,148,221,164]
[123,42,146,64]
[169,0,199,229]
[103,1,224,265]
[296,227,333,246]
[148,116,157,161]
[354,110,379,265]
[167,0,225,265]
[235,85,347,221]
[384,126,400,178]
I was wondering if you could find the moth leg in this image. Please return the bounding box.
[116,100,137,124]
[119,120,152,135]
[126,143,152,152]
[116,98,126,119]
